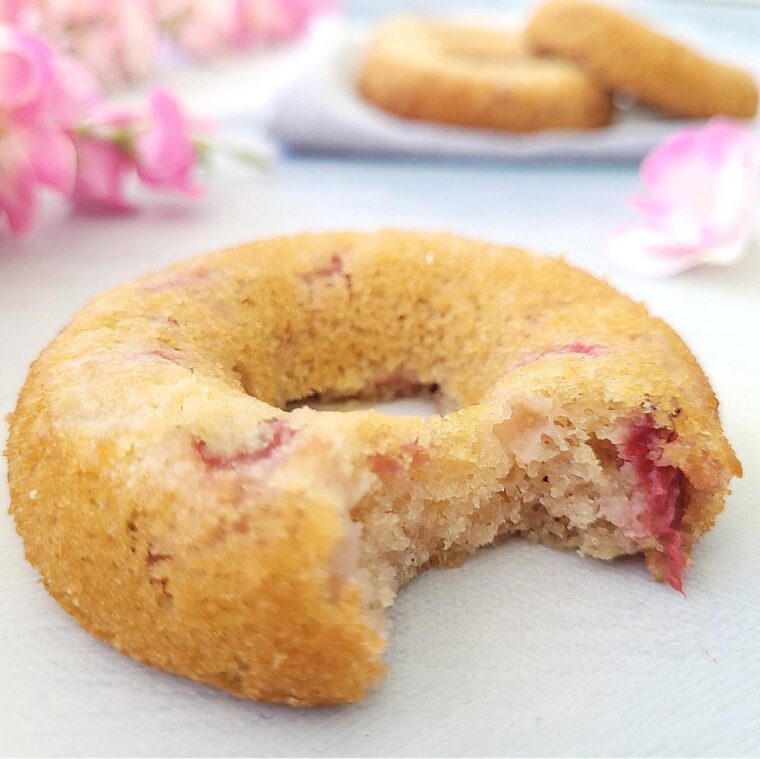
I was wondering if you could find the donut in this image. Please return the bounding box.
[525,0,759,119]
[7,231,740,706]
[357,17,614,132]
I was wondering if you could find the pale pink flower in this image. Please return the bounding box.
[0,24,53,111]
[0,132,37,234]
[20,121,77,192]
[135,89,203,195]
[0,21,98,122]
[156,0,234,57]
[27,0,160,87]
[112,0,160,83]
[608,118,760,277]
[153,0,336,57]
[227,0,336,48]
[0,25,84,234]
[9,0,337,84]
[0,0,24,23]
[70,89,203,207]
[70,135,131,209]
[47,51,100,126]
[1,13,268,235]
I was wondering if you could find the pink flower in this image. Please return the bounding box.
[47,52,101,127]
[0,0,24,23]
[608,118,760,277]
[227,0,336,48]
[8,0,337,86]
[1,17,263,236]
[153,0,336,56]
[70,89,203,208]
[156,0,234,57]
[0,25,87,234]
[26,0,160,88]
[0,25,54,112]
[135,89,202,195]
[0,132,36,234]
[70,136,131,209]
[113,1,160,83]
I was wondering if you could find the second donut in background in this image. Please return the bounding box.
[358,17,614,132]
[358,1,758,132]
[526,0,759,119]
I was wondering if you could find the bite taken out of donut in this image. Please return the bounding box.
[7,231,741,705]
[357,17,614,132]
[526,0,758,119]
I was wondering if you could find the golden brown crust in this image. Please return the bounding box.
[6,231,740,705]
[526,0,758,118]
[8,364,386,705]
[357,17,614,131]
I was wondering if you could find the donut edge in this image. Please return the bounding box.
[525,0,759,119]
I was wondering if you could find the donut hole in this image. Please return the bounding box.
[198,241,690,608]
[285,391,441,419]
[224,249,509,412]
[281,369,446,415]
[148,237,693,615]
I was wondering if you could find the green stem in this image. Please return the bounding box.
[72,126,271,172]
[194,136,272,171]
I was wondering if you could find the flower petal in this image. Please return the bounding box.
[115,0,161,81]
[610,118,760,277]
[135,89,202,195]
[24,126,77,195]
[0,0,25,24]
[0,26,53,110]
[71,137,132,210]
[0,134,38,235]
[48,53,103,128]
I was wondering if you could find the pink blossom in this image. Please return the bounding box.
[0,25,198,234]
[229,0,336,47]
[70,136,131,209]
[608,118,760,277]
[0,25,84,234]
[134,89,202,196]
[46,52,101,126]
[114,1,160,83]
[153,0,337,57]
[69,89,203,208]
[0,132,37,234]
[25,0,160,87]
[156,0,234,57]
[6,0,337,86]
[0,0,24,23]
[1,11,269,236]
[0,25,53,111]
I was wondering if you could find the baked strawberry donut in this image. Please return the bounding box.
[526,0,758,119]
[358,17,613,131]
[7,231,740,705]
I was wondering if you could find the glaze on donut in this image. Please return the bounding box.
[526,0,758,119]
[357,18,614,132]
[7,231,740,705]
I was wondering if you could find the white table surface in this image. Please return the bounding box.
[2,3,760,757]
